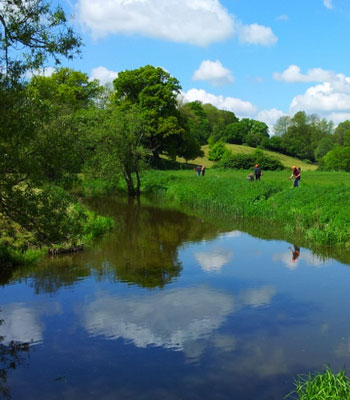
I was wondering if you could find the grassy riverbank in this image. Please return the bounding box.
[141,169,350,247]
[0,207,114,268]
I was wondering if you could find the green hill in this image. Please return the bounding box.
[179,144,317,171]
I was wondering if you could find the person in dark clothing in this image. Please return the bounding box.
[201,165,206,176]
[289,166,301,187]
[289,245,300,263]
[254,164,262,181]
[194,165,201,176]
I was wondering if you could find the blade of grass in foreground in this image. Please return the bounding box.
[286,367,350,400]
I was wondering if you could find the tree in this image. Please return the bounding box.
[179,101,211,145]
[334,121,350,146]
[84,106,147,196]
[273,116,291,136]
[321,146,350,171]
[314,135,336,161]
[25,69,102,186]
[0,0,84,249]
[113,65,192,161]
[0,0,81,80]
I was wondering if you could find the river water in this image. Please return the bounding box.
[1,196,350,400]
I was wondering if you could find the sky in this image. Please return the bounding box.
[56,0,350,133]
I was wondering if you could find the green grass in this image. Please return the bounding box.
[287,367,350,400]
[141,169,350,246]
[176,144,318,171]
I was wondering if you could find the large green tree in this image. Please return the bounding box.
[0,0,84,250]
[113,65,200,162]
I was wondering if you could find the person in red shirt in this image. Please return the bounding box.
[289,166,301,187]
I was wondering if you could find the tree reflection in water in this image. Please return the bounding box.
[3,196,221,293]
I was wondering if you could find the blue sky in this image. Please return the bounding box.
[57,0,350,132]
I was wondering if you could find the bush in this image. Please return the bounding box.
[214,149,284,171]
[320,146,350,171]
[208,141,228,161]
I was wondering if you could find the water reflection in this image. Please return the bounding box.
[82,285,277,362]
[0,309,31,399]
[273,246,326,270]
[75,196,222,289]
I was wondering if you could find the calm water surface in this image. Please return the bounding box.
[1,196,350,400]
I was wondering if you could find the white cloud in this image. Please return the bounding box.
[274,65,335,83]
[238,23,278,46]
[194,248,233,271]
[289,77,350,117]
[181,88,257,118]
[82,288,234,353]
[255,108,286,133]
[323,0,333,9]
[276,14,289,21]
[238,286,276,308]
[181,88,284,130]
[77,0,234,46]
[26,67,55,80]
[0,303,44,345]
[193,60,234,86]
[89,66,119,85]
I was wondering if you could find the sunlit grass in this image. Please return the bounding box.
[141,169,350,246]
[175,144,318,171]
[287,367,350,400]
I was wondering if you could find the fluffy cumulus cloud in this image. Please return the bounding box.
[289,74,350,121]
[273,65,335,83]
[274,65,350,123]
[193,60,234,86]
[237,23,278,46]
[76,0,234,46]
[180,88,284,130]
[181,88,257,117]
[89,66,119,85]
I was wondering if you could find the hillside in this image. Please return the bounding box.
[179,144,318,171]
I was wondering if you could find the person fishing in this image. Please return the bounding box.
[289,166,301,187]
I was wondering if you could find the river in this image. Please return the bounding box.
[1,196,350,399]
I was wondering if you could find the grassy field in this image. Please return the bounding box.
[177,144,318,171]
[141,169,350,247]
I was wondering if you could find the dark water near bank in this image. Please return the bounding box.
[1,197,350,400]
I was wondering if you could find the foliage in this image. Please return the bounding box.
[140,169,350,246]
[83,105,148,196]
[215,149,284,170]
[287,367,350,400]
[274,112,334,162]
[113,65,201,161]
[334,120,350,146]
[208,141,228,161]
[0,0,81,80]
[320,146,350,171]
[179,101,211,145]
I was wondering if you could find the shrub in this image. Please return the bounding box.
[320,146,350,171]
[214,149,284,171]
[208,142,228,161]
